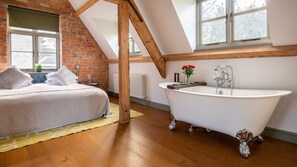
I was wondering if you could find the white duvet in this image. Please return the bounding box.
[0,84,110,138]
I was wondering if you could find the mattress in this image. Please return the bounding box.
[0,84,110,138]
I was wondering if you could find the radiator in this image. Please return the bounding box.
[113,73,146,99]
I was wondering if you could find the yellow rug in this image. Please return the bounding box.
[0,103,143,153]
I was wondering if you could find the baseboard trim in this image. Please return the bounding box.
[108,91,297,144]
[107,91,170,111]
[263,127,297,144]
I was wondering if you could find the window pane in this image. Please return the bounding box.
[38,36,56,53]
[38,53,56,69]
[129,38,133,53]
[11,34,32,52]
[11,52,33,69]
[129,37,140,54]
[202,19,226,45]
[234,10,267,41]
[201,0,226,21]
[134,44,140,53]
[234,0,266,13]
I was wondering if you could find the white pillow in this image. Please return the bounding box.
[46,65,78,86]
[45,78,61,85]
[0,66,33,89]
[21,73,33,87]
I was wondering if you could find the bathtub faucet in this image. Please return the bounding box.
[213,65,233,95]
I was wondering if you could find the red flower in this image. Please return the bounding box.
[182,64,196,78]
[188,65,196,69]
[182,65,189,70]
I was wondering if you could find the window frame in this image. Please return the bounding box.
[196,0,271,50]
[129,35,141,57]
[9,27,60,71]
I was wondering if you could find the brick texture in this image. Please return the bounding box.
[0,0,109,90]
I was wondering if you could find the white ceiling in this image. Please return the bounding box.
[68,0,194,59]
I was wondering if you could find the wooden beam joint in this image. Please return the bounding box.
[75,0,99,16]
[127,0,143,22]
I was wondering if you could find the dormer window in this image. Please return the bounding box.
[129,34,141,56]
[197,0,270,49]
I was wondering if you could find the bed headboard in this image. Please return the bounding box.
[29,73,47,84]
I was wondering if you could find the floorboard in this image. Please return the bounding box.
[0,96,297,167]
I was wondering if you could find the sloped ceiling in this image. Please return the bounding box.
[133,0,193,54]
[68,0,194,59]
[172,0,196,50]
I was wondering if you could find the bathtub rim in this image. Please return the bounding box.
[159,82,292,99]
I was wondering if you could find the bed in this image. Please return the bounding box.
[0,73,110,138]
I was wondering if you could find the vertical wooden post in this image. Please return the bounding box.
[118,0,130,123]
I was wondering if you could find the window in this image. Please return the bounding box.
[197,0,269,48]
[8,6,59,70]
[129,34,141,56]
[10,28,59,70]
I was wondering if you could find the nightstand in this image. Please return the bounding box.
[79,82,99,87]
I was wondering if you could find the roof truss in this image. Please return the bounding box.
[75,0,166,78]
[75,0,167,123]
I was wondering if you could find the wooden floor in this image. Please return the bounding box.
[1,96,297,167]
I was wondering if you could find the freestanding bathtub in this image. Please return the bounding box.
[159,82,291,158]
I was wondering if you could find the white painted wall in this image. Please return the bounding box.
[109,56,297,133]
[79,13,117,58]
[172,0,196,50]
[134,0,193,54]
[267,0,297,46]
[93,18,119,57]
[68,0,88,10]
[79,1,118,58]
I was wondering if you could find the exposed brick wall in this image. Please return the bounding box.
[0,1,7,70]
[0,0,109,90]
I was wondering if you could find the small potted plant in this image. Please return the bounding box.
[35,63,42,72]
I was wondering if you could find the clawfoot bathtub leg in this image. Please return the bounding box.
[169,119,177,131]
[255,135,264,144]
[189,125,196,133]
[236,129,254,159]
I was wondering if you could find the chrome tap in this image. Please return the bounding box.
[213,65,233,95]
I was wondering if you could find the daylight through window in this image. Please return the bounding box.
[129,34,141,56]
[8,6,59,70]
[197,0,269,48]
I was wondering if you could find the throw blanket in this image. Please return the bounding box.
[0,84,110,138]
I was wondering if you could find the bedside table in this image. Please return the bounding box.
[79,82,99,87]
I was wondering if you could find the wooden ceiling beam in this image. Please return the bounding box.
[104,0,122,4]
[75,0,100,16]
[75,0,122,16]
[127,0,143,22]
[128,0,166,78]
